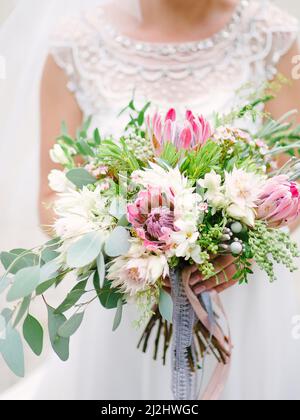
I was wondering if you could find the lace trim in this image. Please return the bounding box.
[50,0,299,117]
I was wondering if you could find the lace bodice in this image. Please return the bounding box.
[51,0,299,135]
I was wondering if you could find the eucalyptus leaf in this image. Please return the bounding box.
[23,314,43,356]
[159,289,173,323]
[7,266,40,302]
[58,312,84,338]
[0,275,10,294]
[66,168,96,188]
[0,251,38,275]
[67,232,103,269]
[96,253,106,288]
[55,280,87,314]
[109,198,127,220]
[99,280,123,310]
[112,299,123,332]
[1,308,13,324]
[47,306,69,362]
[41,249,59,263]
[13,295,31,327]
[105,227,130,258]
[40,260,61,283]
[36,278,57,296]
[0,325,24,377]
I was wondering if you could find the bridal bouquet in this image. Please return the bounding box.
[1,95,300,400]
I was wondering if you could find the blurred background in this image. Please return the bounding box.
[0,0,299,399]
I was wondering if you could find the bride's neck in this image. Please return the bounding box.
[140,0,237,31]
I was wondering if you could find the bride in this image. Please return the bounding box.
[2,0,300,400]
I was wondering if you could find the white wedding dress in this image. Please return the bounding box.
[2,0,300,400]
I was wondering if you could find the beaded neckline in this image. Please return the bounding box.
[99,0,249,54]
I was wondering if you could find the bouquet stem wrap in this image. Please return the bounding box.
[170,268,197,400]
[170,267,232,401]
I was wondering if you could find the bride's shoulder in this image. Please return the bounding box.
[50,6,104,50]
[249,0,298,33]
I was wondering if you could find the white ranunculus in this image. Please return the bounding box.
[48,169,73,193]
[49,144,69,165]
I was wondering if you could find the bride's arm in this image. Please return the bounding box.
[39,55,83,232]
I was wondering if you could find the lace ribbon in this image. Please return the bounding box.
[170,267,232,401]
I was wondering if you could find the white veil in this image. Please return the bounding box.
[0,0,141,252]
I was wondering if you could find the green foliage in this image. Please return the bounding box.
[66,168,97,189]
[58,313,85,338]
[0,249,38,275]
[159,142,182,167]
[249,221,300,281]
[159,289,173,323]
[112,299,124,331]
[47,306,70,362]
[67,232,103,269]
[0,324,24,377]
[97,280,124,310]
[96,138,141,175]
[181,141,221,181]
[55,280,88,314]
[13,296,31,327]
[105,227,131,258]
[23,314,43,356]
[7,266,40,302]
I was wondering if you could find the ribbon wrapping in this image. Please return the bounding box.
[170,267,232,401]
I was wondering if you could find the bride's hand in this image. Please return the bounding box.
[163,255,239,295]
[189,255,238,295]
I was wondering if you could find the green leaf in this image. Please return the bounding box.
[112,299,123,331]
[58,312,84,338]
[13,295,31,327]
[93,128,101,145]
[55,280,87,314]
[36,278,57,296]
[99,280,123,310]
[0,250,38,275]
[41,248,59,263]
[40,260,61,283]
[23,314,43,356]
[0,275,10,294]
[105,227,130,258]
[96,253,106,288]
[159,289,173,323]
[7,266,40,302]
[47,306,69,362]
[66,168,96,188]
[0,325,24,377]
[67,232,103,269]
[109,198,127,220]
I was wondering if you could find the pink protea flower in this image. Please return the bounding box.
[127,187,176,251]
[257,175,300,227]
[146,108,212,155]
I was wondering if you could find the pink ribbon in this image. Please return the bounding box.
[182,268,232,401]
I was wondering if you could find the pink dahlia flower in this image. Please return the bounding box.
[146,108,212,155]
[127,187,176,251]
[257,175,300,227]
